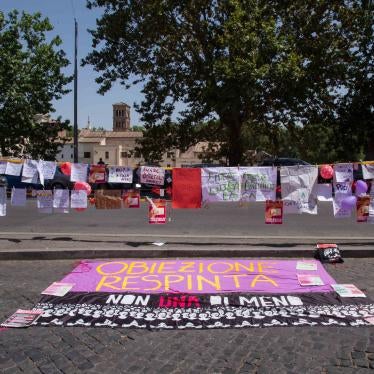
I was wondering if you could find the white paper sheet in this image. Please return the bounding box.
[11,188,26,206]
[70,190,87,208]
[71,163,88,182]
[5,162,22,176]
[334,163,353,183]
[108,166,133,183]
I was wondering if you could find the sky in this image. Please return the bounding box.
[1,0,148,129]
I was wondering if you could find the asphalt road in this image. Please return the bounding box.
[0,200,373,241]
[1,258,374,373]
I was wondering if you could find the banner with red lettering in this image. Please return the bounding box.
[172,168,202,208]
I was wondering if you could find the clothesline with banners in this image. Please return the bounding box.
[0,158,373,224]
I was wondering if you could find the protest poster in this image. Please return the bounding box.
[334,163,353,183]
[11,188,26,206]
[172,168,202,208]
[140,166,165,186]
[21,159,39,184]
[280,166,318,214]
[239,167,276,202]
[42,282,74,297]
[362,164,374,180]
[123,190,140,208]
[1,309,43,328]
[0,161,7,174]
[317,184,332,202]
[297,274,324,286]
[331,284,366,298]
[201,167,240,202]
[332,194,352,218]
[149,199,166,224]
[5,161,22,176]
[39,160,56,181]
[70,190,88,209]
[0,187,6,216]
[32,258,374,329]
[89,165,106,184]
[108,166,133,183]
[37,190,53,213]
[53,189,69,213]
[71,163,88,182]
[296,261,317,271]
[95,190,122,209]
[265,200,283,224]
[357,196,370,223]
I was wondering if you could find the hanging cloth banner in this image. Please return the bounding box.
[201,167,240,202]
[239,167,277,202]
[280,166,318,214]
[172,168,202,208]
[89,165,106,184]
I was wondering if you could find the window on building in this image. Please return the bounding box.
[167,152,174,158]
[134,150,141,158]
[167,164,171,168]
[61,155,63,159]
[105,151,109,159]
[84,152,91,158]
[71,154,73,159]
[70,145,73,149]
[121,151,128,158]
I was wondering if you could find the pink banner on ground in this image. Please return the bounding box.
[61,259,336,294]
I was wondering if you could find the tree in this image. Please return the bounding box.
[0,10,72,159]
[84,1,372,165]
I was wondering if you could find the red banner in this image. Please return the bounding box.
[172,168,202,208]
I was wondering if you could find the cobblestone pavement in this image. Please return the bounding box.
[1,258,374,374]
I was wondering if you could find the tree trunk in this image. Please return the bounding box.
[224,116,244,166]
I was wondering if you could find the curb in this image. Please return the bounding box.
[0,246,373,260]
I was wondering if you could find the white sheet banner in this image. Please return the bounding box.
[39,161,56,180]
[71,163,88,182]
[280,166,318,214]
[202,167,240,202]
[362,164,374,180]
[334,163,353,183]
[239,167,276,202]
[317,184,333,202]
[108,166,133,183]
[5,162,22,176]
[11,188,26,206]
[140,166,165,185]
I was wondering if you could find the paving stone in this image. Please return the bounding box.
[354,358,369,368]
[351,351,366,359]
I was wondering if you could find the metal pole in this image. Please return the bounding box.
[73,18,78,163]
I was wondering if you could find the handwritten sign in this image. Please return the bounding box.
[53,189,69,213]
[37,190,53,213]
[70,190,88,209]
[332,194,351,218]
[108,166,133,183]
[5,161,22,176]
[89,165,106,184]
[362,164,374,180]
[140,166,165,185]
[39,161,56,180]
[280,166,318,214]
[240,167,276,202]
[71,163,88,182]
[11,188,26,206]
[201,167,240,202]
[334,163,353,183]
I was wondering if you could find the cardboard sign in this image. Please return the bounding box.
[357,196,370,223]
[239,167,277,202]
[265,200,283,224]
[123,190,140,208]
[332,284,366,298]
[11,188,26,206]
[201,167,240,202]
[108,166,133,183]
[149,199,167,224]
[71,163,88,182]
[37,190,53,213]
[1,309,43,328]
[172,168,202,208]
[89,165,106,184]
[5,161,22,176]
[334,163,353,183]
[95,190,122,209]
[140,166,165,186]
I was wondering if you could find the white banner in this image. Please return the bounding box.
[140,166,165,185]
[108,166,133,183]
[71,163,88,182]
[202,167,240,202]
[239,167,276,202]
[334,163,353,183]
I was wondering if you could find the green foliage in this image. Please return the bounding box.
[0,10,72,159]
[85,1,373,164]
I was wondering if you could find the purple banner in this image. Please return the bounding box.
[61,259,336,294]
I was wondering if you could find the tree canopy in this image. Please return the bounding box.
[85,0,373,165]
[0,10,72,159]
